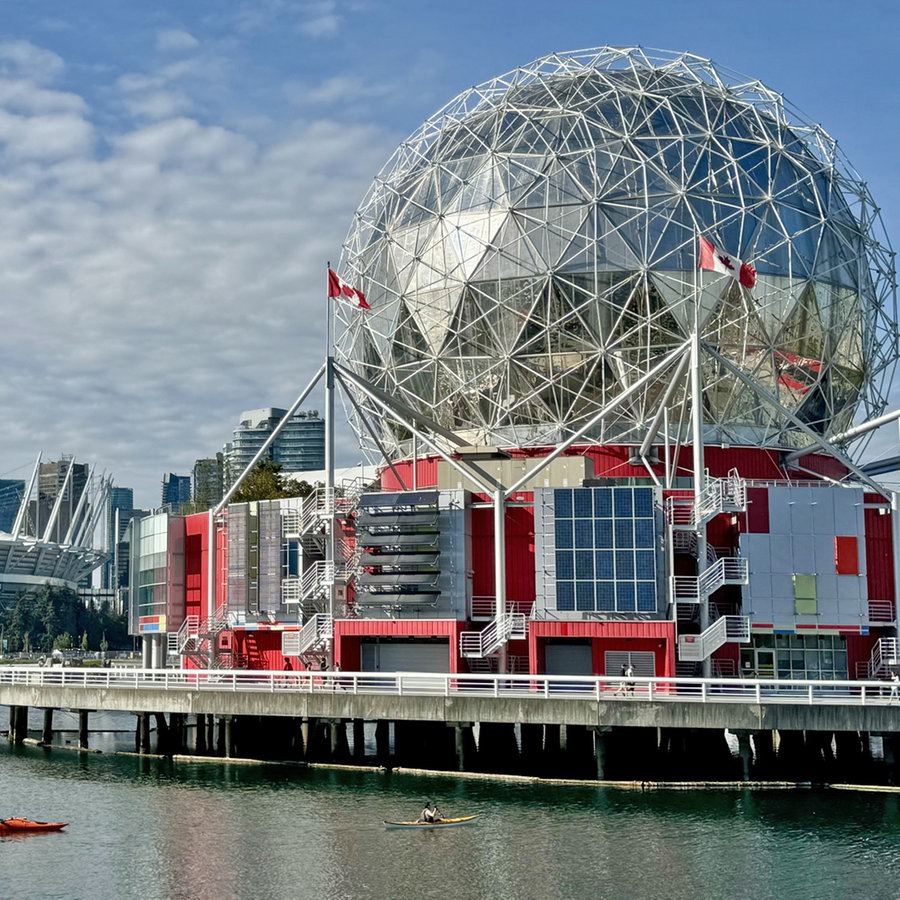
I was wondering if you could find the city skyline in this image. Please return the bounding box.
[0,0,897,509]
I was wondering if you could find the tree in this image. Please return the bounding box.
[231,459,316,503]
[0,585,131,652]
[54,632,73,651]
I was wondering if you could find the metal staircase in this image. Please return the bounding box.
[666,469,746,530]
[282,613,333,662]
[867,638,900,679]
[670,556,750,606]
[668,469,748,666]
[174,606,231,668]
[459,611,527,658]
[677,615,750,662]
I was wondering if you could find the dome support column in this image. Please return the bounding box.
[494,488,507,674]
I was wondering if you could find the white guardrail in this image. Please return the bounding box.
[0,667,898,706]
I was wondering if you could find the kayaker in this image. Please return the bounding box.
[421,801,443,823]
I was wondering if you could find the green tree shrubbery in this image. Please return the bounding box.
[0,585,130,653]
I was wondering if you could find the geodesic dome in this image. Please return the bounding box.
[337,47,897,460]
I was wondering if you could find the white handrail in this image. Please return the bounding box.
[0,666,895,707]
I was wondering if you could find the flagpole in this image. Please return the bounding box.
[325,262,335,660]
[691,231,710,677]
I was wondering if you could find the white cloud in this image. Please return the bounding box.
[0,78,87,115]
[0,40,64,83]
[156,29,200,53]
[299,1,340,37]
[0,109,94,160]
[0,67,395,505]
[286,74,395,106]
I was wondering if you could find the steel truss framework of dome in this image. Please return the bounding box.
[0,455,109,609]
[336,46,898,464]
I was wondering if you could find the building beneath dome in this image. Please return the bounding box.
[131,48,900,697]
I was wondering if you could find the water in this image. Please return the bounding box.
[1,730,900,900]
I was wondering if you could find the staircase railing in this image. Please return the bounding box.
[670,557,748,605]
[459,612,527,658]
[666,470,747,530]
[300,560,334,602]
[868,637,900,678]
[283,614,333,658]
[300,487,334,536]
[177,615,200,653]
[677,615,750,661]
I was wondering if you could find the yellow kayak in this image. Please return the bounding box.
[383,814,480,829]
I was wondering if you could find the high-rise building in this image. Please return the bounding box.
[161,474,191,512]
[103,487,147,590]
[31,458,90,544]
[0,479,25,533]
[192,454,225,510]
[224,409,324,485]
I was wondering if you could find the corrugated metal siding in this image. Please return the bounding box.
[184,513,209,621]
[529,621,672,639]
[184,534,203,619]
[471,507,495,599]
[468,502,535,606]
[336,619,456,637]
[846,633,878,677]
[865,498,895,603]
[380,458,440,491]
[506,503,535,605]
[744,487,770,533]
[377,445,849,489]
[238,631,283,670]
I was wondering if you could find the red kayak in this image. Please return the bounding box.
[0,818,68,833]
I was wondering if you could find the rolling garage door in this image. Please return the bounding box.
[361,640,449,673]
[544,641,593,675]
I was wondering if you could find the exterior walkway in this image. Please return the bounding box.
[2,668,900,734]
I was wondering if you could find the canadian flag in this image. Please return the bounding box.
[327,268,371,310]
[698,237,756,288]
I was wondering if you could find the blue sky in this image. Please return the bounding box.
[0,0,897,508]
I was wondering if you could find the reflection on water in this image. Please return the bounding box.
[0,736,898,900]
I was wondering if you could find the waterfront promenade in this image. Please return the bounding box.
[2,667,900,734]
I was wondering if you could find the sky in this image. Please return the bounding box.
[0,0,898,509]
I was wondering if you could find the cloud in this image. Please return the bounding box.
[299,2,341,38]
[0,57,396,506]
[286,74,395,106]
[0,108,94,160]
[156,29,200,53]
[0,40,64,83]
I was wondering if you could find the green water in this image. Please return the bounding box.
[0,737,898,900]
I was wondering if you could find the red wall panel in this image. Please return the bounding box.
[864,497,895,605]
[834,536,859,575]
[527,620,676,677]
[743,487,770,534]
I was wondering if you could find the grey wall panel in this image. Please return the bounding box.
[767,490,792,534]
[792,534,815,573]
[811,491,835,535]
[770,540,793,575]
